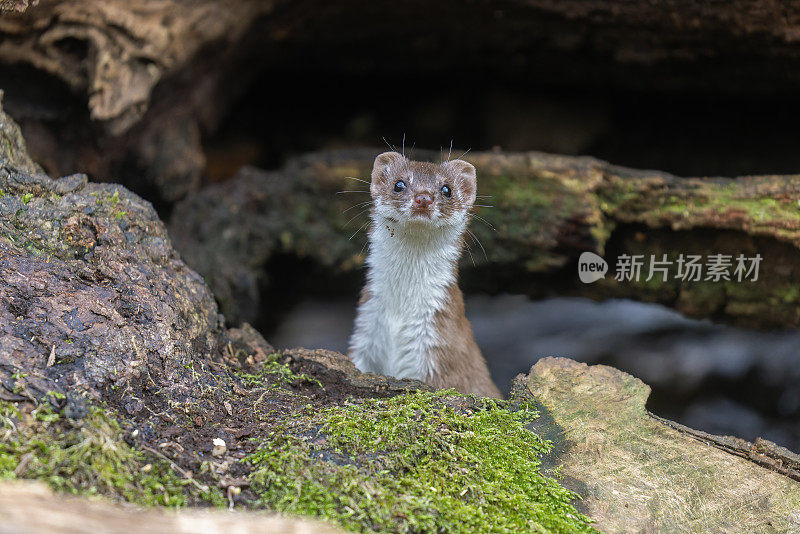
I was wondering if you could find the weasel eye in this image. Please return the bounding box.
[394,180,406,193]
[441,184,452,197]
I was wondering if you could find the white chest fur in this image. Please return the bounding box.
[348,217,465,381]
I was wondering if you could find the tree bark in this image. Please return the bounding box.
[0,94,225,402]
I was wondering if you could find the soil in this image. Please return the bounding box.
[102,344,427,507]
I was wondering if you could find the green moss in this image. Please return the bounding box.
[237,351,321,389]
[477,172,605,269]
[658,190,800,226]
[0,400,191,507]
[596,180,643,213]
[246,391,597,533]
[781,284,800,303]
[601,177,800,233]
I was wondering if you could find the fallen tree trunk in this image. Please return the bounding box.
[512,357,800,533]
[170,149,800,329]
[3,358,799,534]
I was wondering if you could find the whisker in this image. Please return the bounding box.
[467,228,488,260]
[382,136,399,152]
[402,133,406,156]
[457,147,471,160]
[336,190,370,194]
[448,139,453,161]
[342,200,373,214]
[344,176,370,185]
[349,220,371,241]
[343,208,372,228]
[475,195,493,199]
[470,213,496,231]
[463,238,476,267]
[473,204,494,208]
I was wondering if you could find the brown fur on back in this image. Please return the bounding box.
[430,283,502,398]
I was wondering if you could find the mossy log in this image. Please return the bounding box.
[170,149,800,329]
[512,357,800,533]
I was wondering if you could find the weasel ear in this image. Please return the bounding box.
[372,151,404,177]
[445,159,477,205]
[371,152,405,196]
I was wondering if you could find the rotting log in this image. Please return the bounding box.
[0,95,432,511]
[6,1,800,201]
[511,357,800,533]
[0,0,275,201]
[0,0,267,134]
[170,149,800,329]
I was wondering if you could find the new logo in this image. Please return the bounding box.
[578,251,608,284]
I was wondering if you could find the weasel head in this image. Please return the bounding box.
[369,151,477,230]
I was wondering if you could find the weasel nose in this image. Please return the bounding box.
[414,192,433,208]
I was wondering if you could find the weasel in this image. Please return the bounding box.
[347,151,502,399]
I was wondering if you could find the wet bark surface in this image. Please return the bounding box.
[0,118,224,402]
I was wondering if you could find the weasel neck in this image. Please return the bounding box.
[366,215,465,297]
[348,214,466,381]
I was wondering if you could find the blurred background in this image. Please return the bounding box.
[2,0,799,450]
